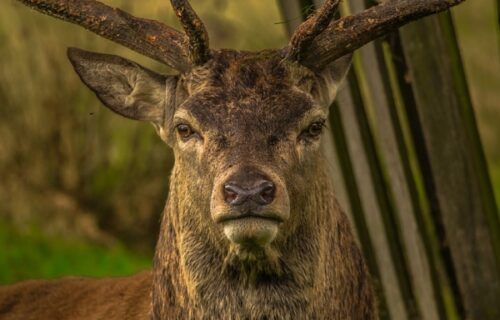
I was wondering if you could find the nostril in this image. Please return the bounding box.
[223,184,239,204]
[223,180,276,206]
[257,181,275,205]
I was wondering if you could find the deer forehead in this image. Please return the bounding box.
[186,50,316,92]
[175,50,323,135]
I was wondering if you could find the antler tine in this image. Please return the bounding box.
[170,0,211,66]
[16,0,191,72]
[292,0,466,72]
[286,0,340,62]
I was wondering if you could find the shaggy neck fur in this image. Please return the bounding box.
[151,157,375,319]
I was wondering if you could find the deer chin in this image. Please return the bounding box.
[222,216,279,247]
[213,208,285,247]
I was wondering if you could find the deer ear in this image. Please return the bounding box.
[324,53,352,86]
[67,47,170,124]
[315,53,353,106]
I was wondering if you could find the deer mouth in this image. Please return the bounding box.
[215,211,284,224]
[215,211,284,246]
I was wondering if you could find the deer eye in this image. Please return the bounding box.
[300,120,326,141]
[176,124,198,140]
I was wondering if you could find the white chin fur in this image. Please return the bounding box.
[223,218,278,247]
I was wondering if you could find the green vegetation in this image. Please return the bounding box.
[453,1,500,209]
[0,224,151,285]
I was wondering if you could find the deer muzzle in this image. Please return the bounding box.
[211,167,290,247]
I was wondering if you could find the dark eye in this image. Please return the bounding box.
[301,120,326,141]
[308,122,324,136]
[176,124,196,140]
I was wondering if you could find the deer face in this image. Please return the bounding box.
[173,51,328,251]
[68,48,350,260]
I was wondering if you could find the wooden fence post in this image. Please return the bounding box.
[399,11,500,320]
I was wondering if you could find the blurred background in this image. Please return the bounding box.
[0,0,498,284]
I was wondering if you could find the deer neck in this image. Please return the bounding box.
[151,162,371,319]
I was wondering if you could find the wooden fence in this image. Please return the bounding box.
[276,0,500,319]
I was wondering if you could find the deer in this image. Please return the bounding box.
[0,0,465,319]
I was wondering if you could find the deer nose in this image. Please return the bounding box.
[223,180,276,206]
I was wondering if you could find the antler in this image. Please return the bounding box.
[170,0,211,66]
[286,0,466,71]
[17,0,466,73]
[286,0,340,61]
[15,0,211,72]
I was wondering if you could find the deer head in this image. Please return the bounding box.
[60,0,355,260]
[15,0,466,318]
[66,36,353,271]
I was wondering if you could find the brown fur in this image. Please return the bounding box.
[0,272,151,320]
[0,49,375,319]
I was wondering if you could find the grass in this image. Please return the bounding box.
[0,223,152,285]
